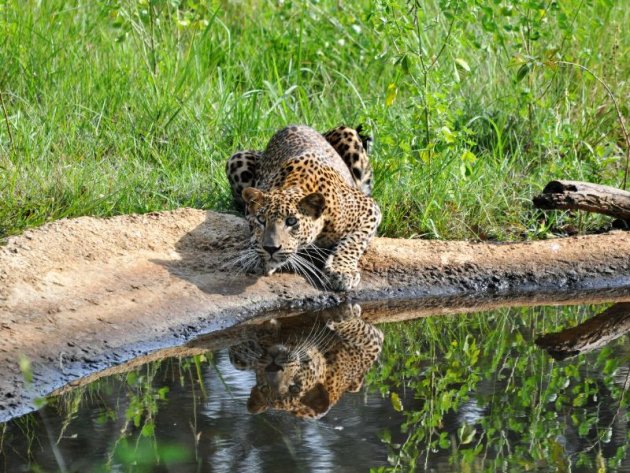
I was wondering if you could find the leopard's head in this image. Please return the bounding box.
[242,187,326,275]
[246,343,332,419]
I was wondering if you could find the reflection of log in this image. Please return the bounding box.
[535,303,630,360]
[533,180,630,222]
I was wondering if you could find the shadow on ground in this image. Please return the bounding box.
[153,211,260,296]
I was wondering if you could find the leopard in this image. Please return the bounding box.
[225,124,380,291]
[228,304,384,419]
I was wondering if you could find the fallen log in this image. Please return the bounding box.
[536,303,630,360]
[533,180,630,222]
[1,208,629,421]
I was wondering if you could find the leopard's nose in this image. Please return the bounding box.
[263,244,282,256]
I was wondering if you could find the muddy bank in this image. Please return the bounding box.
[1,209,629,421]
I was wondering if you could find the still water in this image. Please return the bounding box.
[2,302,630,472]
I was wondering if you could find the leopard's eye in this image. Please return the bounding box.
[256,214,266,226]
[289,384,301,395]
[285,216,298,226]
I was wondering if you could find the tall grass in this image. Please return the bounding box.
[0,0,628,240]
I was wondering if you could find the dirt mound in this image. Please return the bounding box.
[1,209,629,421]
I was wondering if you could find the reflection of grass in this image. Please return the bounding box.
[1,356,207,471]
[367,305,630,472]
[1,0,628,239]
[3,306,630,470]
[113,437,192,473]
[108,360,191,471]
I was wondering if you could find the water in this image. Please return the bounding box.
[2,302,630,472]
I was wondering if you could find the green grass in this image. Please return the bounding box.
[0,0,628,240]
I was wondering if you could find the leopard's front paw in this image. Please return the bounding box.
[326,270,360,292]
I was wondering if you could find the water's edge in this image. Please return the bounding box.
[1,209,629,422]
[8,287,630,424]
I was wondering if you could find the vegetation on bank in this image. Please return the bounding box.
[1,0,628,240]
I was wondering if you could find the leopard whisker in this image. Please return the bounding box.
[287,255,320,289]
[220,248,259,275]
[295,324,335,357]
[290,253,329,289]
[300,244,330,262]
[297,253,331,284]
[317,331,338,353]
[315,327,337,351]
[292,323,321,357]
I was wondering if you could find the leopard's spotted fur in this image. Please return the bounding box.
[228,304,383,419]
[225,125,380,291]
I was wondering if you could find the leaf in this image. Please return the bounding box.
[33,397,47,408]
[516,64,530,82]
[19,355,33,384]
[141,422,155,437]
[390,392,403,412]
[461,150,477,163]
[549,439,570,472]
[158,386,170,400]
[458,422,476,444]
[512,54,526,65]
[126,372,138,386]
[544,60,559,70]
[439,126,455,144]
[401,55,410,74]
[385,83,398,107]
[544,48,560,59]
[455,58,470,73]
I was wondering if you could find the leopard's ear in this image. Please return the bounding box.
[299,192,325,219]
[247,386,269,414]
[242,187,265,213]
[242,187,264,204]
[300,382,330,416]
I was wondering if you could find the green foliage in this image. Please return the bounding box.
[114,437,190,471]
[368,0,628,239]
[367,304,630,472]
[40,355,206,471]
[18,355,33,384]
[0,0,628,239]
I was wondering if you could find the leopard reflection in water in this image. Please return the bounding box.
[228,304,383,419]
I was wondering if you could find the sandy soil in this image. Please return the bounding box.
[1,209,629,421]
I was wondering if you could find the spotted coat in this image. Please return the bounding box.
[229,304,384,419]
[225,125,380,291]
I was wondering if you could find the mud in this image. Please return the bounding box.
[1,209,629,421]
